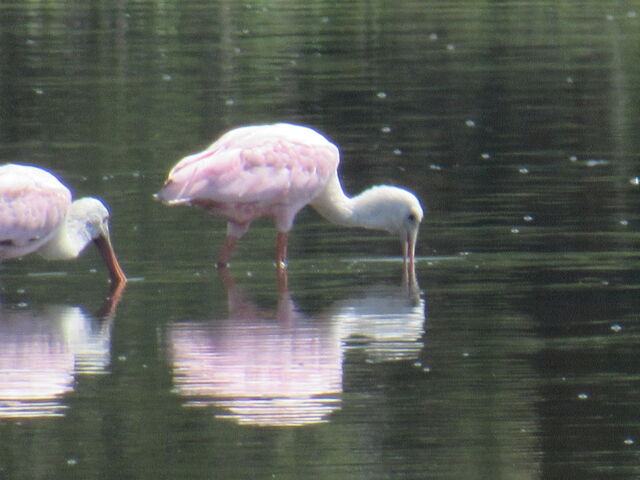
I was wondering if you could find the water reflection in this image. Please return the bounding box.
[167,270,425,427]
[333,277,424,364]
[0,288,123,419]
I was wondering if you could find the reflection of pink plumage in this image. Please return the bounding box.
[0,164,126,285]
[156,123,423,268]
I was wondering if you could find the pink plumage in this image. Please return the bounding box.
[0,165,71,259]
[158,124,338,228]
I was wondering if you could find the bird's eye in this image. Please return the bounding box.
[407,213,417,223]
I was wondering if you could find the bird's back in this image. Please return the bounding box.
[157,124,340,209]
[0,164,71,259]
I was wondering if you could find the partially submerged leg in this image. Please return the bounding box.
[217,236,238,268]
[276,264,288,293]
[218,221,249,268]
[276,231,288,270]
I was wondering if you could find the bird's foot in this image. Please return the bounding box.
[216,260,230,270]
[276,262,288,293]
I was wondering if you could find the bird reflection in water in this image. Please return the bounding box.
[167,268,426,427]
[0,283,125,418]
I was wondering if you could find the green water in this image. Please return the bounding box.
[1,1,640,479]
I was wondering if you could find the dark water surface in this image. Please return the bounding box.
[1,1,640,479]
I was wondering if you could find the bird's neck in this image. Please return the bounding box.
[310,172,356,226]
[38,215,92,260]
[310,173,390,231]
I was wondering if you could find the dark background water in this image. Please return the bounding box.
[0,1,639,479]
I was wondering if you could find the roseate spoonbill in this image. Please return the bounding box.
[155,123,423,268]
[0,164,126,285]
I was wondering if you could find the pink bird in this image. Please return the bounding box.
[0,164,127,286]
[155,123,423,269]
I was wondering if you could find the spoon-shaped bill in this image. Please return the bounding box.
[93,234,126,286]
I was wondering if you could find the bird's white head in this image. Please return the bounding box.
[351,186,423,264]
[68,197,127,285]
[68,197,111,240]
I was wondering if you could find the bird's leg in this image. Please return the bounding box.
[276,264,288,293]
[218,221,251,268]
[276,232,288,270]
[217,236,238,269]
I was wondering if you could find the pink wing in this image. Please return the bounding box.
[0,165,71,259]
[157,124,340,207]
